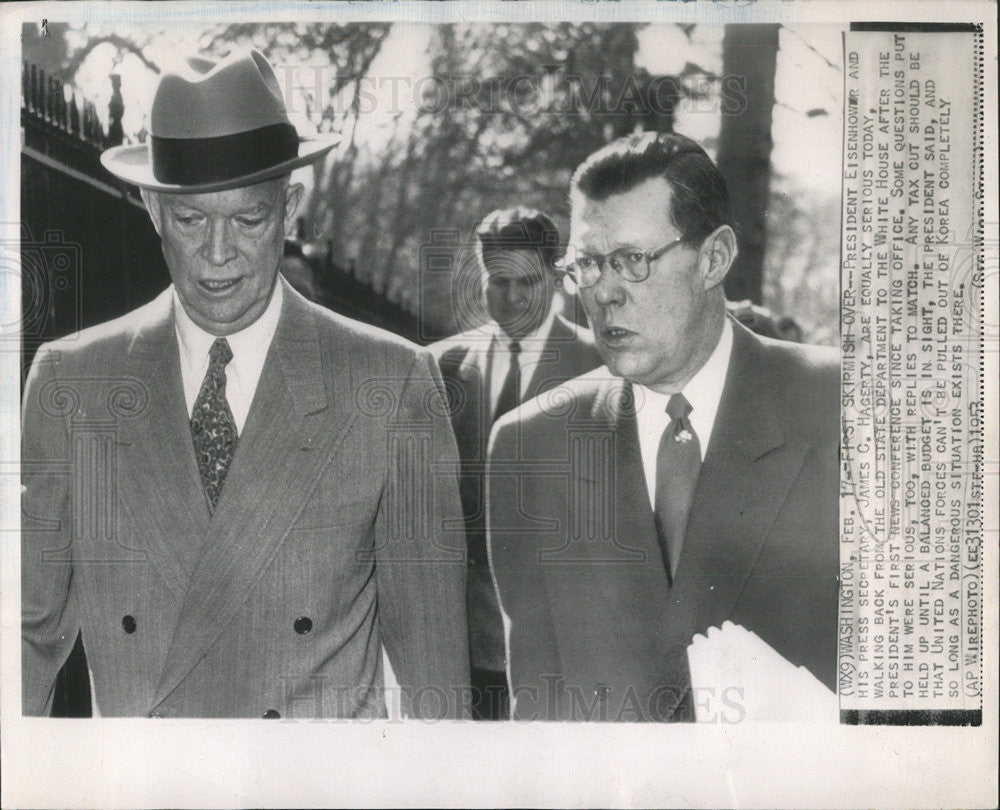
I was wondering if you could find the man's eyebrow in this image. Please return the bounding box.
[234,201,272,214]
[574,239,635,252]
[166,199,203,213]
[166,200,272,215]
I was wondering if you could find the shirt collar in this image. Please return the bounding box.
[635,318,733,442]
[173,279,284,368]
[680,316,733,427]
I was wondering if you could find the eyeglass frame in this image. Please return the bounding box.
[554,236,686,289]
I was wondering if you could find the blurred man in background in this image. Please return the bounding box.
[432,207,602,719]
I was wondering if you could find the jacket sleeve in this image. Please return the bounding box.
[21,346,79,716]
[486,416,563,720]
[374,348,470,719]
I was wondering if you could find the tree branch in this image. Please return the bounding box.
[63,35,160,80]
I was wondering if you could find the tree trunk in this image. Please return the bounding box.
[716,24,780,305]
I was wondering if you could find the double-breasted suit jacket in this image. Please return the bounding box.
[22,279,469,718]
[487,321,840,721]
[431,314,602,672]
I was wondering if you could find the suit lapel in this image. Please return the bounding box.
[522,315,578,402]
[538,325,814,720]
[546,378,691,719]
[117,289,210,601]
[675,322,809,634]
[595,377,659,567]
[454,341,489,459]
[602,379,693,720]
[541,377,653,564]
[152,283,354,707]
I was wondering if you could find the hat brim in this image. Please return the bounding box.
[101,135,340,194]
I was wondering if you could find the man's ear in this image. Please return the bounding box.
[284,182,304,232]
[139,188,163,236]
[698,224,738,290]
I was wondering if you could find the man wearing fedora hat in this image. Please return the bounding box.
[21,50,470,718]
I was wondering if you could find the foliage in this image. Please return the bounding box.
[763,178,841,346]
[24,21,837,342]
[196,23,392,134]
[319,23,713,335]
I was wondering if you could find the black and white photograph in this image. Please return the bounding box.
[1,1,996,807]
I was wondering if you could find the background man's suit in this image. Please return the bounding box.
[432,314,602,676]
[488,320,839,721]
[22,278,469,718]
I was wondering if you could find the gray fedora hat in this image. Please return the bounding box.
[101,49,339,193]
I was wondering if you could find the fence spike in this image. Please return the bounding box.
[39,68,48,121]
[21,61,123,147]
[29,64,38,114]
[55,77,66,130]
[54,75,61,124]
[69,91,80,137]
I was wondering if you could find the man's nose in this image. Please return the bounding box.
[506,282,527,305]
[204,219,238,266]
[589,263,626,307]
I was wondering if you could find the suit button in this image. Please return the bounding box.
[122,615,137,634]
[263,709,281,719]
[293,616,313,635]
[149,711,163,718]
[594,684,611,701]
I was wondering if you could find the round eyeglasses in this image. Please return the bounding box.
[555,237,685,289]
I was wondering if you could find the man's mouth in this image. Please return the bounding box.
[198,278,241,294]
[600,326,637,346]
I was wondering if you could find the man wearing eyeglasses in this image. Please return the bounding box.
[487,132,839,721]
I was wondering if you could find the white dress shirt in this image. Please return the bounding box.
[173,281,284,434]
[634,318,734,507]
[487,305,558,420]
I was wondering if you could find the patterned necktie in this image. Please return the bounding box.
[653,393,702,583]
[190,337,238,511]
[493,340,522,423]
